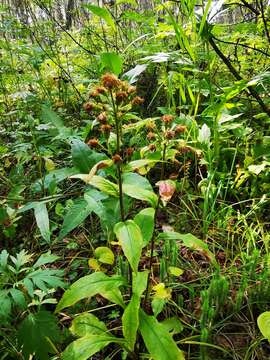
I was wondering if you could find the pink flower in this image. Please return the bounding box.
[156,180,176,204]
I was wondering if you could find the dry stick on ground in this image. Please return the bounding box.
[209,36,270,117]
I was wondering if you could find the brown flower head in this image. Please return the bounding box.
[147,132,156,141]
[165,130,175,139]
[100,124,112,133]
[89,90,99,98]
[127,85,136,94]
[83,102,95,113]
[132,96,144,106]
[126,147,134,157]
[87,138,99,148]
[161,114,174,124]
[112,154,122,163]
[97,112,107,124]
[101,73,121,90]
[95,86,107,95]
[180,146,192,154]
[148,144,156,152]
[116,91,128,104]
[175,125,187,134]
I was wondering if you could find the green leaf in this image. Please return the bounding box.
[123,159,158,173]
[88,175,119,197]
[58,198,93,240]
[122,271,148,350]
[161,317,183,335]
[258,312,270,340]
[100,52,123,76]
[84,192,107,220]
[139,310,185,360]
[24,268,65,292]
[199,0,212,36]
[62,334,119,360]
[158,232,217,267]
[134,208,155,247]
[116,0,137,5]
[33,251,59,268]
[71,139,95,174]
[84,4,116,31]
[33,167,77,192]
[41,105,64,129]
[151,297,166,317]
[122,173,158,207]
[56,272,125,312]
[164,6,194,62]
[70,313,108,337]
[95,247,115,265]
[0,291,11,320]
[168,266,184,277]
[34,202,50,243]
[18,310,61,360]
[0,249,9,269]
[114,220,143,272]
[9,289,26,308]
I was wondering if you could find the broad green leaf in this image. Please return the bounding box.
[158,232,217,267]
[116,0,137,5]
[257,312,270,340]
[122,184,158,207]
[33,251,59,268]
[56,272,125,312]
[168,266,184,277]
[114,220,143,272]
[134,208,155,247]
[24,268,65,292]
[84,4,116,31]
[33,167,77,192]
[123,159,158,173]
[95,247,115,265]
[161,317,184,335]
[0,291,11,320]
[70,313,108,337]
[71,159,113,185]
[122,271,148,350]
[139,310,185,360]
[84,193,106,220]
[62,334,122,360]
[100,52,123,76]
[9,289,26,308]
[0,249,9,269]
[41,105,64,129]
[34,202,50,243]
[88,175,119,197]
[71,139,100,174]
[122,173,158,207]
[58,198,93,240]
[18,310,61,360]
[151,297,166,317]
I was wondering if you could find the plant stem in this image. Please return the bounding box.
[110,90,125,222]
[144,142,167,305]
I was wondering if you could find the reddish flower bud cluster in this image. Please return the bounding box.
[101,73,121,89]
[161,114,174,124]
